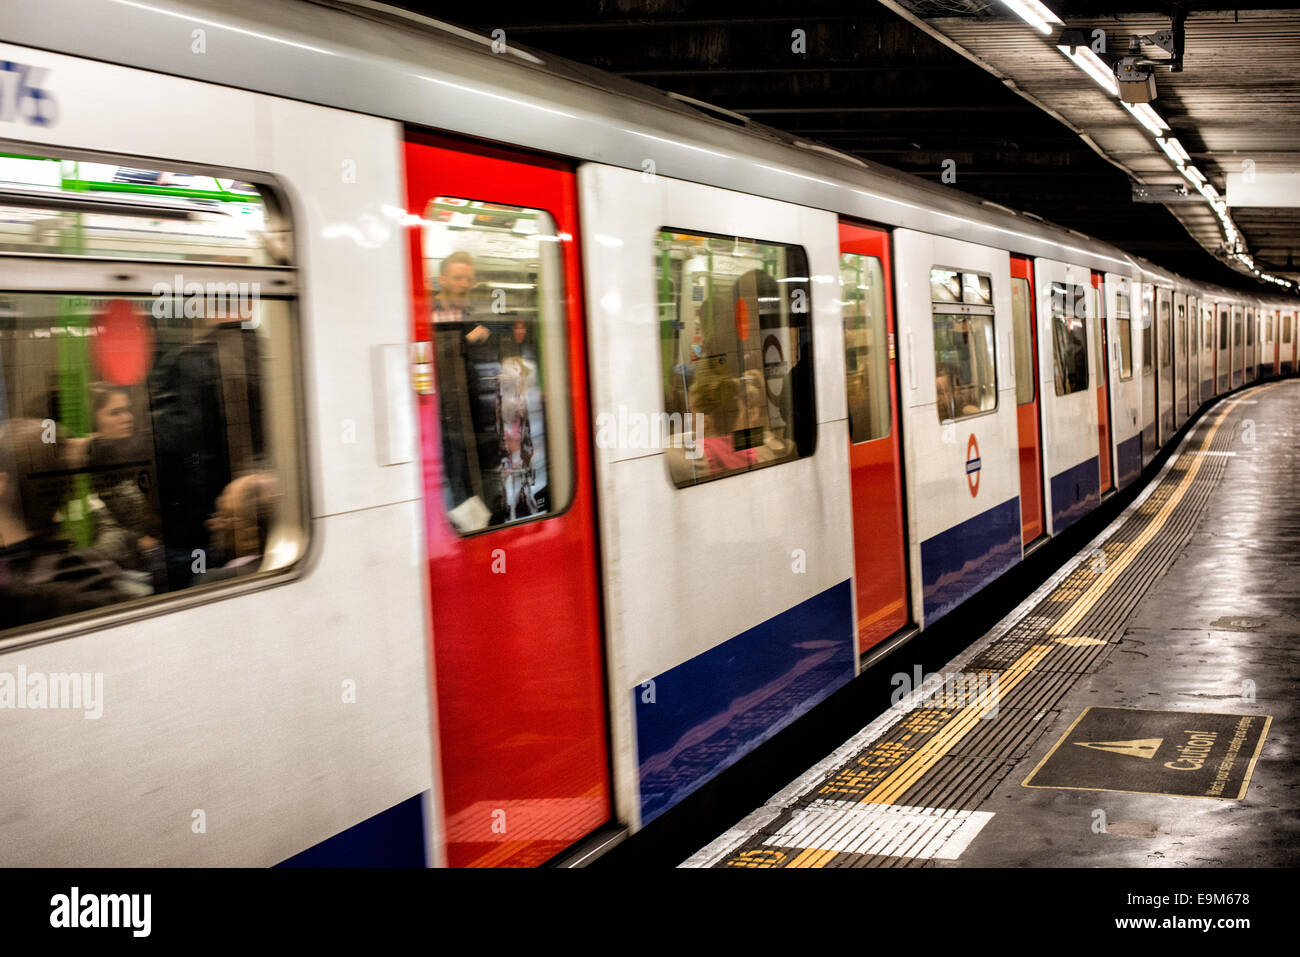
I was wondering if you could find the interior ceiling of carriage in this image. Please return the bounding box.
[386,1,1300,298]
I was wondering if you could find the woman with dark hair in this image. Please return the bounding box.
[87,383,161,576]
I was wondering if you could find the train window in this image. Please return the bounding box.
[1094,287,1106,382]
[1219,309,1229,350]
[930,269,962,303]
[930,268,996,422]
[419,198,572,532]
[1233,311,1243,348]
[840,253,890,443]
[962,273,992,305]
[1159,299,1172,369]
[1010,276,1034,405]
[1141,290,1153,375]
[1204,309,1213,354]
[0,152,304,637]
[1285,316,1293,343]
[655,230,814,487]
[1246,309,1255,347]
[1116,297,1133,381]
[1050,282,1089,396]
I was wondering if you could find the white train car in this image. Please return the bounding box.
[2,0,1295,868]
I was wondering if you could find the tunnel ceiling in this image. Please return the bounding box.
[390,1,1300,296]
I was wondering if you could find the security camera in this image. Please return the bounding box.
[1115,55,1158,103]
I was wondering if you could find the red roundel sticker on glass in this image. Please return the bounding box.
[92,299,154,386]
[966,433,982,497]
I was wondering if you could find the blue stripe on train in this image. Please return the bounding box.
[634,580,854,825]
[1050,455,1100,534]
[276,793,427,867]
[1115,432,1142,489]
[919,497,1020,626]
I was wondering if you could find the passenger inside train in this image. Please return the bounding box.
[0,418,139,628]
[422,201,557,533]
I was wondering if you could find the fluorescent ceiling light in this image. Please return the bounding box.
[1182,165,1207,186]
[1000,0,1064,35]
[1058,45,1119,95]
[1123,102,1170,134]
[1161,138,1190,164]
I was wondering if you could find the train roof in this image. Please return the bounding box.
[5,0,1295,308]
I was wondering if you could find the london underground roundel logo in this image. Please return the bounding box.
[966,434,982,498]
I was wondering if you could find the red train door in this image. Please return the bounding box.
[1010,255,1044,544]
[1092,272,1113,494]
[838,221,909,654]
[404,133,611,867]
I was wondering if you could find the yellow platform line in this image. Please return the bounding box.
[768,383,1281,854]
[1048,385,1273,635]
[860,643,1054,805]
[785,846,837,868]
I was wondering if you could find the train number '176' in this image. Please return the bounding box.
[0,61,58,127]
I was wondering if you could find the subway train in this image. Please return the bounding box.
[0,0,1296,868]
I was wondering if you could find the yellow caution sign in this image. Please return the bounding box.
[1074,738,1163,759]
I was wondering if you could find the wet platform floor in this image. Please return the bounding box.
[685,379,1300,868]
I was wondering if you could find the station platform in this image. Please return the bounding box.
[685,380,1299,868]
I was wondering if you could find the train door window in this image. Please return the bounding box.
[1219,309,1229,349]
[420,198,572,532]
[0,151,305,637]
[655,230,814,487]
[1093,286,1106,380]
[1285,315,1293,343]
[1010,276,1034,405]
[1141,290,1153,375]
[1246,308,1255,351]
[1159,298,1172,369]
[1116,288,1133,380]
[1050,282,1089,396]
[931,268,996,422]
[840,252,890,443]
[1233,310,1243,349]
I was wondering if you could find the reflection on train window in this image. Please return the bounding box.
[1159,299,1172,369]
[930,268,996,422]
[840,253,890,443]
[1116,318,1133,380]
[419,197,572,533]
[1093,287,1106,383]
[931,268,991,307]
[1010,276,1034,405]
[1116,289,1134,381]
[1141,290,1153,375]
[655,230,814,487]
[0,153,304,636]
[1050,282,1089,396]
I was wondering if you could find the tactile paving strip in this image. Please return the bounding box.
[706,384,1279,868]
